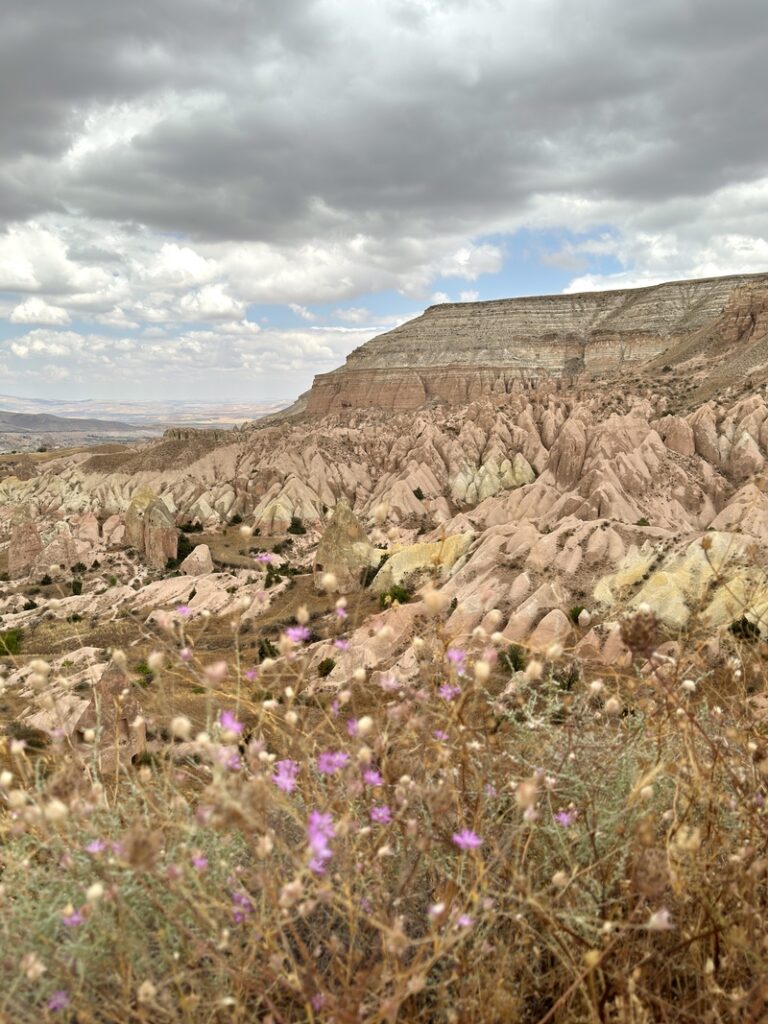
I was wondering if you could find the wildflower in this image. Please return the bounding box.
[446,648,466,671]
[363,768,382,786]
[218,709,243,735]
[307,810,335,874]
[347,718,360,737]
[311,993,327,1011]
[356,715,373,736]
[647,907,673,931]
[231,890,254,924]
[192,854,208,872]
[439,682,461,701]
[272,759,299,792]
[44,798,68,823]
[20,952,46,980]
[47,991,70,1012]
[317,751,349,775]
[334,638,350,650]
[484,783,498,797]
[205,661,228,685]
[176,604,191,617]
[85,839,106,855]
[456,914,474,928]
[335,605,347,619]
[285,624,310,643]
[179,646,193,662]
[319,571,338,591]
[452,829,483,850]
[61,905,84,927]
[170,715,192,740]
[433,730,449,741]
[554,810,577,827]
[370,805,392,824]
[474,659,491,682]
[255,552,274,564]
[86,882,104,904]
[137,980,157,1004]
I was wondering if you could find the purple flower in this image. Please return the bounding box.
[484,783,498,798]
[85,838,106,855]
[307,810,335,874]
[311,993,326,1010]
[439,682,461,701]
[363,768,382,786]
[47,992,70,1012]
[218,710,243,735]
[62,909,84,927]
[370,805,392,824]
[456,914,474,929]
[346,718,359,737]
[192,854,208,872]
[335,606,347,619]
[446,648,466,671]
[334,638,350,650]
[452,829,483,850]
[554,810,577,827]
[176,604,191,617]
[330,699,340,716]
[244,668,258,681]
[179,646,192,662]
[272,758,299,792]
[317,751,349,775]
[286,625,310,643]
[255,552,275,564]
[231,890,254,924]
[433,729,449,741]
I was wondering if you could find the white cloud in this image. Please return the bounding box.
[10,297,70,325]
[179,283,244,320]
[459,290,479,302]
[289,303,318,321]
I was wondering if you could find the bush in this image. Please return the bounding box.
[180,522,203,533]
[230,513,243,525]
[317,658,336,678]
[730,614,761,641]
[287,516,307,535]
[71,562,88,574]
[379,583,412,608]
[412,486,425,500]
[635,517,650,527]
[0,628,23,655]
[361,553,389,587]
[39,574,52,586]
[107,575,118,587]
[501,644,527,672]
[257,637,278,661]
[71,579,83,596]
[134,661,154,687]
[22,600,37,611]
[568,605,586,624]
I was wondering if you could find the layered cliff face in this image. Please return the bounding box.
[305,272,768,413]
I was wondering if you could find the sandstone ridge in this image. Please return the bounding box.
[305,272,768,413]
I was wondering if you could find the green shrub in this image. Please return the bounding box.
[71,579,83,596]
[71,562,88,574]
[230,513,243,525]
[39,574,52,586]
[22,599,37,611]
[287,516,307,535]
[730,615,760,641]
[107,575,118,587]
[0,628,23,655]
[257,637,278,661]
[569,605,586,624]
[134,661,155,688]
[412,486,425,500]
[317,658,336,678]
[501,644,527,673]
[379,584,412,608]
[635,517,650,527]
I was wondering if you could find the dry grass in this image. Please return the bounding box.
[0,589,767,1024]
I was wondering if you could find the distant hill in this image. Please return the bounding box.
[0,409,137,432]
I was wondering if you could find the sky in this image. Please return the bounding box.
[1,0,768,402]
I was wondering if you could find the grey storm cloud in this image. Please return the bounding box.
[1,0,767,244]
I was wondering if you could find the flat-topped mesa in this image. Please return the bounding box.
[305,272,768,414]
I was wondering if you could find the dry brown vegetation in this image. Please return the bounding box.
[1,589,768,1024]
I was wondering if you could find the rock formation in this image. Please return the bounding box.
[303,273,768,414]
[313,501,378,593]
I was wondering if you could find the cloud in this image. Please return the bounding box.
[10,297,70,324]
[289,303,318,322]
[0,0,768,396]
